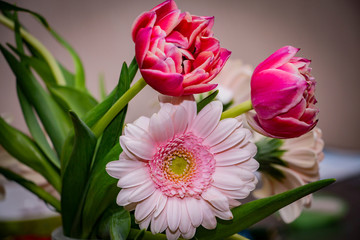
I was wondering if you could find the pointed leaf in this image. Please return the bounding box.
[49,85,98,118]
[194,179,336,240]
[197,90,219,113]
[61,112,97,237]
[0,167,60,212]
[128,57,138,83]
[82,63,130,236]
[0,44,71,156]
[17,86,60,168]
[0,117,61,192]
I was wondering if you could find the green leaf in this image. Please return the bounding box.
[134,229,146,240]
[17,86,60,169]
[61,112,97,238]
[0,44,71,156]
[197,90,219,113]
[0,167,60,212]
[0,117,61,192]
[81,63,130,237]
[49,30,86,90]
[99,73,107,101]
[128,57,138,83]
[109,208,131,240]
[0,1,50,28]
[49,85,98,118]
[194,179,336,240]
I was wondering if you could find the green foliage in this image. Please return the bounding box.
[197,90,219,113]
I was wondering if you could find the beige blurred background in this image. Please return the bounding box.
[1,0,359,151]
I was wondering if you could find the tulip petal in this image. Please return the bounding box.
[251,69,307,119]
[254,46,299,74]
[135,27,153,67]
[132,11,156,41]
[141,69,184,96]
[183,83,217,95]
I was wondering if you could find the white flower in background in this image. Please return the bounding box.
[253,128,324,223]
[106,96,259,240]
[212,59,253,105]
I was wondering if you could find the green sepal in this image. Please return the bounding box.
[194,179,336,240]
[197,90,219,113]
[0,117,61,192]
[61,112,97,238]
[0,167,60,212]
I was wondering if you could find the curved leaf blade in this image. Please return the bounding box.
[195,178,336,240]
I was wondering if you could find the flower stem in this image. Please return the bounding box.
[92,78,147,138]
[0,14,66,85]
[221,99,253,119]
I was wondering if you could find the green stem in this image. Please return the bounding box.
[92,78,147,138]
[221,100,253,119]
[0,14,66,85]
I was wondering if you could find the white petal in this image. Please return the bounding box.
[117,168,149,188]
[116,188,135,206]
[201,187,229,212]
[151,207,167,234]
[212,169,251,190]
[203,118,238,147]
[149,109,174,144]
[282,149,317,168]
[210,128,247,153]
[133,116,150,131]
[128,180,156,202]
[214,149,251,166]
[185,197,203,228]
[279,199,303,223]
[166,229,181,240]
[181,226,196,239]
[121,136,154,160]
[167,197,181,232]
[139,214,152,230]
[106,158,143,178]
[154,192,168,218]
[179,203,191,234]
[200,200,217,230]
[124,123,153,143]
[172,105,189,135]
[135,193,157,221]
[189,101,222,139]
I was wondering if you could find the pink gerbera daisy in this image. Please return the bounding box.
[106,96,259,239]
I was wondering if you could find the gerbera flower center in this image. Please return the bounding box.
[148,132,215,198]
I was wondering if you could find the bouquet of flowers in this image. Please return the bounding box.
[0,0,334,239]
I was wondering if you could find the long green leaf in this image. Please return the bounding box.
[194,179,336,240]
[17,86,60,168]
[128,57,138,83]
[61,112,97,237]
[0,44,71,156]
[197,90,219,113]
[109,208,131,240]
[82,63,130,237]
[0,117,61,192]
[0,167,60,212]
[49,85,98,118]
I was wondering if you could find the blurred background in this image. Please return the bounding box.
[0,0,359,239]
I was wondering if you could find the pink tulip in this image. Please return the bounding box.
[248,46,318,138]
[132,0,231,96]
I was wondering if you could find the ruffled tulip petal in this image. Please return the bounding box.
[251,69,307,119]
[135,27,153,67]
[132,11,156,41]
[254,45,299,74]
[141,69,184,96]
[183,83,218,95]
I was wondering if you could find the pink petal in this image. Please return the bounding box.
[131,11,156,42]
[214,148,251,166]
[106,159,144,178]
[151,0,178,20]
[167,197,181,232]
[253,46,299,74]
[128,180,156,202]
[183,83,218,95]
[156,9,181,35]
[200,200,217,230]
[135,193,157,221]
[210,128,248,154]
[185,197,203,227]
[117,168,149,188]
[141,69,184,96]
[190,101,222,139]
[183,69,209,87]
[135,27,153,67]
[172,105,189,135]
[121,135,154,160]
[179,203,191,234]
[203,118,239,147]
[201,187,229,212]
[251,68,307,120]
[149,108,174,144]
